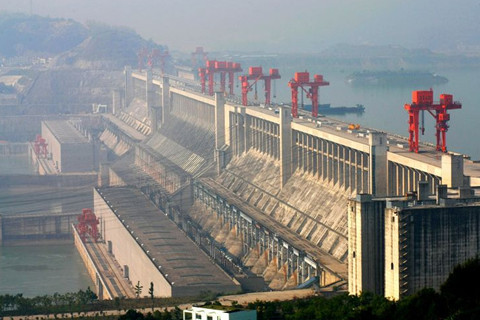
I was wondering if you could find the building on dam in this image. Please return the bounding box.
[94,186,240,297]
[348,182,480,300]
[29,119,107,174]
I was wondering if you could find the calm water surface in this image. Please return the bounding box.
[0,155,93,297]
[266,65,480,160]
[0,244,94,297]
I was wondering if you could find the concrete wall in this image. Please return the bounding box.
[41,121,62,170]
[0,215,3,245]
[41,121,95,173]
[0,142,28,155]
[385,204,480,300]
[0,174,97,188]
[0,213,77,245]
[73,225,113,300]
[348,195,385,296]
[0,115,58,142]
[94,189,173,297]
[61,143,95,172]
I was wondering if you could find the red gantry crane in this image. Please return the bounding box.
[288,71,329,118]
[76,208,100,243]
[137,47,149,72]
[404,89,462,153]
[238,67,281,106]
[199,60,242,96]
[147,48,170,74]
[33,134,48,158]
[191,46,208,66]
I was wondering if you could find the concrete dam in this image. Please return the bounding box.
[85,66,480,294]
[17,63,480,298]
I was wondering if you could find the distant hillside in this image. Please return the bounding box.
[0,13,88,57]
[58,23,162,69]
[0,13,166,69]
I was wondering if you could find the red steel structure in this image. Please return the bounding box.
[198,67,207,94]
[137,47,149,71]
[77,208,100,242]
[198,60,242,96]
[404,89,462,153]
[33,134,48,158]
[238,67,281,106]
[147,48,170,74]
[288,72,329,118]
[191,46,208,66]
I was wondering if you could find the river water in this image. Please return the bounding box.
[0,155,94,297]
[264,65,480,160]
[0,245,94,297]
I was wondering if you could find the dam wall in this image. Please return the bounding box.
[95,69,480,289]
[0,174,98,189]
[0,212,78,245]
[0,142,29,155]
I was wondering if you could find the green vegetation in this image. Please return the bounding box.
[0,289,197,318]
[1,258,480,319]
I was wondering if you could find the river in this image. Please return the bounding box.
[0,244,94,297]
[0,155,94,297]
[260,65,480,160]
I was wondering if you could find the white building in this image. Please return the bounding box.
[183,306,257,320]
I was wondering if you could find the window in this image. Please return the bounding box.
[391,263,394,270]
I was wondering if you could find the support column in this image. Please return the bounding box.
[244,113,251,153]
[277,241,283,270]
[279,106,292,187]
[0,214,3,246]
[151,106,160,133]
[368,132,387,196]
[161,76,170,127]
[112,89,121,115]
[441,154,464,188]
[124,66,133,109]
[215,92,227,174]
[146,70,153,118]
[238,108,246,155]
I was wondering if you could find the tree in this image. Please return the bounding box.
[148,282,155,312]
[84,287,98,305]
[441,257,480,317]
[119,309,144,320]
[135,281,143,298]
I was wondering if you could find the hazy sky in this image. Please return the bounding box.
[1,0,479,53]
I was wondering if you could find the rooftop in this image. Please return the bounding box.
[95,186,239,290]
[43,120,89,144]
